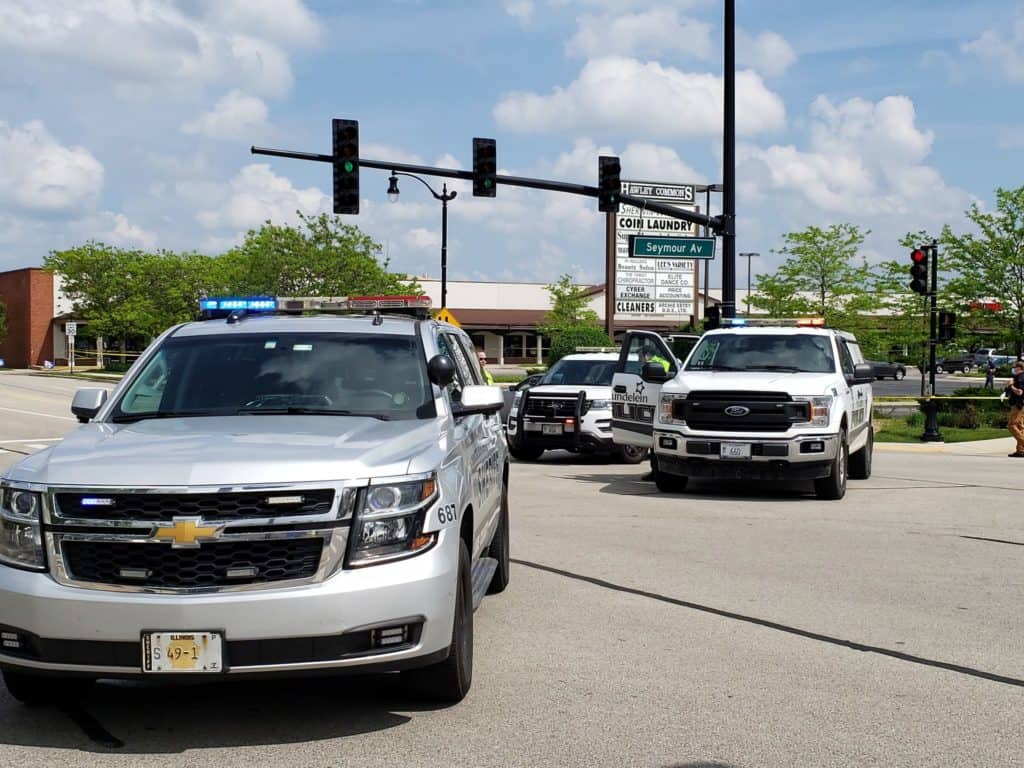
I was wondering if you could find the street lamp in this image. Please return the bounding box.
[695,183,724,313]
[738,252,759,315]
[387,172,457,309]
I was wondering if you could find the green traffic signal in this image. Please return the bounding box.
[343,160,354,173]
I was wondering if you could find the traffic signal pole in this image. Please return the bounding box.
[721,0,737,319]
[921,240,943,442]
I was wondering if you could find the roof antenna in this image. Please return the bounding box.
[372,310,384,326]
[226,310,247,324]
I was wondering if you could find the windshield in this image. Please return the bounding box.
[684,333,836,374]
[541,358,616,386]
[112,332,435,421]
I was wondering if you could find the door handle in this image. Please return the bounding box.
[613,385,627,393]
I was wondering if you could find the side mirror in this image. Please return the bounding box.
[850,363,874,385]
[71,388,108,423]
[453,385,504,416]
[427,355,456,387]
[641,362,673,383]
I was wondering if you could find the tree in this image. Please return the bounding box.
[941,186,1024,356]
[215,212,420,297]
[538,274,609,364]
[747,272,812,317]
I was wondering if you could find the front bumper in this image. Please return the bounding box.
[653,429,838,481]
[0,529,458,678]
[507,410,614,452]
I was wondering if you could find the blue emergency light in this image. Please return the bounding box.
[200,297,277,311]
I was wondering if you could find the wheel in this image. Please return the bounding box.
[486,482,510,594]
[849,425,873,480]
[961,364,971,374]
[509,438,543,462]
[814,429,848,500]
[894,368,905,381]
[654,464,689,493]
[935,364,945,374]
[402,540,473,703]
[616,445,649,464]
[2,670,94,707]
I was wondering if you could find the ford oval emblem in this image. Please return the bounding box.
[724,405,750,417]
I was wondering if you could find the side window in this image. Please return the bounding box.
[453,334,483,385]
[837,339,855,376]
[437,332,475,399]
[621,334,675,375]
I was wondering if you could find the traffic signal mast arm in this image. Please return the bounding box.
[250,145,722,233]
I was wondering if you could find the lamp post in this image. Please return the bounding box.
[696,183,725,314]
[387,172,457,308]
[738,252,759,315]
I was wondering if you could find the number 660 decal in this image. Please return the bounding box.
[437,504,458,525]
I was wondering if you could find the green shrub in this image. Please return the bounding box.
[546,325,613,365]
[525,367,547,375]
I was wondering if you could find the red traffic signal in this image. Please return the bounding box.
[909,247,929,294]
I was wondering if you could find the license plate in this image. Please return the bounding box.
[142,631,224,674]
[542,423,562,435]
[524,422,542,432]
[720,442,751,460]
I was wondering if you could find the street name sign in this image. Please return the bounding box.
[629,236,716,260]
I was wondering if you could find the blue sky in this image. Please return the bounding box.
[0,0,1021,287]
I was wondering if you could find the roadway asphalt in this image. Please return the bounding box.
[1,372,1022,767]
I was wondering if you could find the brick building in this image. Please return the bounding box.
[0,268,73,368]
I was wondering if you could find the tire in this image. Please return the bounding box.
[961,364,971,374]
[814,429,848,500]
[486,483,510,595]
[654,464,689,493]
[402,540,473,703]
[849,425,873,480]
[509,438,544,462]
[2,670,93,707]
[935,364,945,375]
[616,444,649,464]
[894,368,905,381]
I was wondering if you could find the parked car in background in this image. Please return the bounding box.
[934,353,975,374]
[867,360,907,380]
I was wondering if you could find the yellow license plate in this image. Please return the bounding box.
[142,631,224,674]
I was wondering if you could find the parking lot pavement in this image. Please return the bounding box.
[1,382,1023,767]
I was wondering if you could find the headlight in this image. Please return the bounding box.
[588,399,611,410]
[349,474,438,566]
[794,395,833,427]
[0,487,46,571]
[659,393,686,425]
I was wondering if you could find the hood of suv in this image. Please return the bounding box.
[669,371,841,397]
[5,416,442,487]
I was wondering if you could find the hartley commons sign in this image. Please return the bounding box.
[613,181,710,323]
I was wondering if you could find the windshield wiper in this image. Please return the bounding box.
[235,407,394,420]
[687,364,743,371]
[111,410,217,423]
[749,365,801,372]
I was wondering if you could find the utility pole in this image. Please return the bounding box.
[721,0,737,319]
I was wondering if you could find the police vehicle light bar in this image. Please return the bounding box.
[719,317,826,328]
[199,297,276,311]
[198,295,433,319]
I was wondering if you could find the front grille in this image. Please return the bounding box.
[525,396,582,419]
[55,490,335,522]
[680,391,808,433]
[63,539,324,589]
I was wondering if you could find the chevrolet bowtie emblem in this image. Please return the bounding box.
[152,518,223,548]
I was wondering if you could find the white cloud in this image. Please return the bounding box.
[566,9,712,60]
[196,164,329,231]
[545,137,706,185]
[182,90,270,141]
[962,18,1024,81]
[737,94,971,222]
[404,228,441,250]
[0,0,318,98]
[97,212,158,249]
[737,30,797,77]
[494,57,786,138]
[503,0,534,20]
[0,120,104,213]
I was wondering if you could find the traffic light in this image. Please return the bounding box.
[909,247,929,295]
[704,304,720,331]
[938,310,956,342]
[598,156,621,213]
[332,118,359,214]
[472,138,497,197]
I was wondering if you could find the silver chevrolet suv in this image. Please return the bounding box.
[0,296,509,704]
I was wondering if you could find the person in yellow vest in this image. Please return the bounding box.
[477,350,495,384]
[643,347,671,373]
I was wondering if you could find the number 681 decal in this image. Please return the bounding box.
[437,504,458,525]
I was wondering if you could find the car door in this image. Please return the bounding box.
[838,338,871,448]
[445,331,502,556]
[611,331,677,448]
